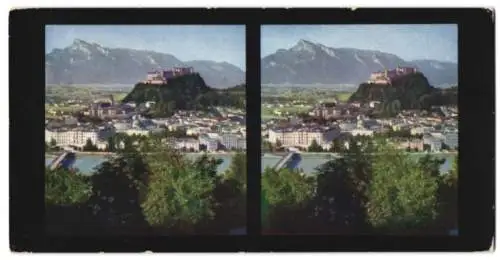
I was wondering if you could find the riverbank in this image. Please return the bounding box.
[46,151,455,175]
[46,150,457,157]
[45,151,245,157]
[45,151,114,156]
[264,151,458,156]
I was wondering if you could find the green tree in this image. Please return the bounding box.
[224,152,247,189]
[45,167,94,235]
[331,138,344,153]
[312,158,372,234]
[367,144,438,233]
[107,136,115,152]
[435,156,458,233]
[262,167,315,233]
[307,136,376,234]
[262,140,274,152]
[308,139,323,152]
[145,88,158,101]
[209,153,247,233]
[50,138,57,147]
[418,155,445,178]
[167,100,177,113]
[45,167,92,205]
[140,142,220,234]
[123,135,135,152]
[88,151,150,231]
[275,139,282,148]
[210,176,246,233]
[83,138,96,151]
[261,188,270,231]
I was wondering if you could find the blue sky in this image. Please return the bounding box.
[261,25,457,63]
[46,25,246,70]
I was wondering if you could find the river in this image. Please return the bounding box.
[45,152,455,175]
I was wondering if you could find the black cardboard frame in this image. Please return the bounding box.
[9,8,495,252]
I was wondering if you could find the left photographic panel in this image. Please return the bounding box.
[44,25,247,235]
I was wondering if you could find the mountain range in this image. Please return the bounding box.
[261,39,458,87]
[45,39,245,88]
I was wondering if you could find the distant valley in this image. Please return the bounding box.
[45,39,245,88]
[261,39,458,87]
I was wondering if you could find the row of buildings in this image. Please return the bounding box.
[154,133,247,152]
[394,130,458,152]
[263,112,458,152]
[309,101,383,120]
[422,131,459,152]
[86,102,135,119]
[46,108,247,152]
[45,118,455,153]
[45,124,247,152]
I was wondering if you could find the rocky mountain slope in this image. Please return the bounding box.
[45,39,245,88]
[261,39,457,86]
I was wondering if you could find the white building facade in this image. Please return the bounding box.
[268,126,340,148]
[174,138,200,151]
[45,127,114,148]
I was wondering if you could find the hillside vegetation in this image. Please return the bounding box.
[349,73,457,116]
[122,73,245,115]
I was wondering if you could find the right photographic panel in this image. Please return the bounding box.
[261,25,458,235]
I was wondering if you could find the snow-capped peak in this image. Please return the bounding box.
[72,38,89,45]
[430,61,444,70]
[93,43,109,56]
[70,39,109,56]
[372,54,385,69]
[147,55,157,65]
[69,39,92,59]
[291,39,316,53]
[317,43,339,59]
[354,52,366,65]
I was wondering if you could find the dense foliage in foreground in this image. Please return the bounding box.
[45,138,247,235]
[262,137,458,235]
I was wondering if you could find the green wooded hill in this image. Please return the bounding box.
[122,73,246,113]
[349,72,457,116]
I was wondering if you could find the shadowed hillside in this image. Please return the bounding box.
[122,74,245,116]
[349,73,457,116]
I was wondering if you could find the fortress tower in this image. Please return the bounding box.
[143,66,195,84]
[367,66,418,85]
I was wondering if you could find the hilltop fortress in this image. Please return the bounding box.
[367,66,418,85]
[142,66,195,84]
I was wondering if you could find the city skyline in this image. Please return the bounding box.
[261,25,458,63]
[46,25,246,70]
